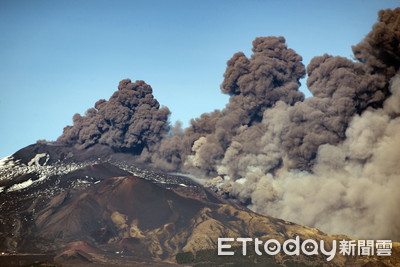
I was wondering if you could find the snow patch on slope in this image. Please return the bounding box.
[8,179,34,192]
[28,153,50,167]
[0,155,14,168]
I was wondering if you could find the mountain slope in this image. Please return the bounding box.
[0,143,399,266]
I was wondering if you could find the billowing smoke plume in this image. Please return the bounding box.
[280,7,400,170]
[352,8,400,80]
[57,8,400,240]
[153,36,306,175]
[58,79,170,154]
[155,8,400,240]
[282,54,387,169]
[227,75,400,240]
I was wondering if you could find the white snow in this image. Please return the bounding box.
[8,179,33,192]
[0,155,14,168]
[1,160,87,192]
[28,153,49,167]
[169,172,207,185]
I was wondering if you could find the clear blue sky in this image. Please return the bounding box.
[0,0,398,158]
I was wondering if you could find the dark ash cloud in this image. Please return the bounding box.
[58,79,170,155]
[56,8,400,240]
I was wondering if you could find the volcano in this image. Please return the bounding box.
[0,143,398,266]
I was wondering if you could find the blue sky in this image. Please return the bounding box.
[0,0,398,158]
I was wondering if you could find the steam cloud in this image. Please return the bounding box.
[58,8,400,240]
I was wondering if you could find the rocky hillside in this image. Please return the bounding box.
[0,143,399,266]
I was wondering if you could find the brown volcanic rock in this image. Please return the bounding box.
[54,241,99,264]
[1,159,399,266]
[36,175,207,243]
[30,173,400,266]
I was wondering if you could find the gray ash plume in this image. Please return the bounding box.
[155,8,400,240]
[173,36,306,176]
[179,8,400,176]
[55,8,400,240]
[352,8,400,80]
[282,54,387,169]
[282,8,400,170]
[58,79,170,155]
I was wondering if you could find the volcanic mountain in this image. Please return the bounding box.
[0,143,399,266]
